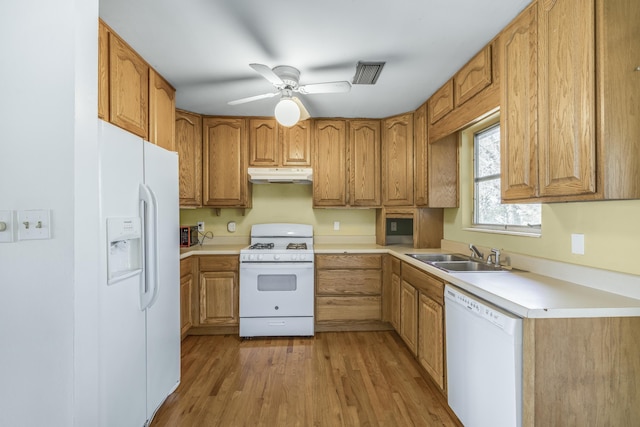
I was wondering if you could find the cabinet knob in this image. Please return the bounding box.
[635,66,640,71]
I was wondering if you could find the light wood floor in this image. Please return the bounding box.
[151,331,461,426]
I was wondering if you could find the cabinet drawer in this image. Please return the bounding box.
[180,258,193,278]
[402,263,444,305]
[316,296,382,321]
[198,255,239,271]
[316,254,382,269]
[316,270,382,295]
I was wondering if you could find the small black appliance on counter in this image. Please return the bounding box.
[180,226,199,247]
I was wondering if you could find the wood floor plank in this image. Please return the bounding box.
[151,331,460,427]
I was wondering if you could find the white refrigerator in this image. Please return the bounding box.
[98,119,180,427]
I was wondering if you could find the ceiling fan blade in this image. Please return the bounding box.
[298,81,351,95]
[228,92,279,105]
[249,63,284,86]
[291,97,310,120]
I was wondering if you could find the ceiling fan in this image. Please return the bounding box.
[228,63,351,126]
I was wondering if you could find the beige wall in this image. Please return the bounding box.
[180,184,375,239]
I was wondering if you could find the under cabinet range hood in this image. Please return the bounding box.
[248,167,313,184]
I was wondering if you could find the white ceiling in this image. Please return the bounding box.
[99,0,531,119]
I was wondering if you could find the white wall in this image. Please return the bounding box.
[0,1,98,426]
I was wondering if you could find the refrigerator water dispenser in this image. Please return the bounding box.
[107,217,142,285]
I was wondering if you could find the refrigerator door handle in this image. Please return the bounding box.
[139,183,159,310]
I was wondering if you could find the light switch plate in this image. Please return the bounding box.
[0,210,15,243]
[17,209,52,240]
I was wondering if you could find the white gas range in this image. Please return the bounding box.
[239,223,315,338]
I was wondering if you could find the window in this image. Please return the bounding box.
[473,124,541,233]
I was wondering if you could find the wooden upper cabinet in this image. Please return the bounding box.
[248,118,279,166]
[596,0,640,200]
[500,3,539,201]
[428,134,458,208]
[313,119,347,207]
[428,80,454,124]
[280,120,311,166]
[98,21,109,120]
[176,110,202,207]
[108,32,149,139]
[413,103,428,206]
[454,45,493,107]
[349,120,381,207]
[538,0,596,197]
[248,118,311,167]
[382,113,414,206]
[149,69,175,151]
[202,117,251,208]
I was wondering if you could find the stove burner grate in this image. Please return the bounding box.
[249,243,274,250]
[287,243,307,250]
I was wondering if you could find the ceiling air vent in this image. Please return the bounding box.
[352,61,385,85]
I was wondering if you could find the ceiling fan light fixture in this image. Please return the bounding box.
[274,97,300,127]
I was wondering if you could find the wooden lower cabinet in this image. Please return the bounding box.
[397,261,446,392]
[418,293,445,390]
[523,316,640,426]
[195,256,239,330]
[389,257,402,332]
[315,254,385,330]
[400,280,418,355]
[179,258,193,339]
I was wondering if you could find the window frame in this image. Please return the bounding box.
[469,118,541,236]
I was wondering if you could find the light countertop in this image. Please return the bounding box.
[180,243,640,319]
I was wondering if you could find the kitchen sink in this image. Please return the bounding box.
[430,261,508,272]
[407,253,470,262]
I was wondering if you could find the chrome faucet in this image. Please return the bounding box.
[469,244,484,260]
[487,248,501,267]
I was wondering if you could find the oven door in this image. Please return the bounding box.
[239,262,314,318]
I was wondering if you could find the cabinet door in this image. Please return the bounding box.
[538,0,596,197]
[500,4,539,201]
[180,273,193,337]
[382,113,414,206]
[249,118,278,166]
[98,21,109,120]
[202,117,250,207]
[280,120,311,166]
[199,271,238,325]
[400,280,418,355]
[454,46,493,107]
[176,110,202,207]
[313,120,347,206]
[428,79,454,124]
[109,33,149,139]
[418,293,445,390]
[390,270,401,332]
[349,120,381,207]
[413,103,428,207]
[149,69,175,151]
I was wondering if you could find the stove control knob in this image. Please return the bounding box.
[257,254,263,261]
[299,254,306,261]
[292,254,299,261]
[274,254,281,260]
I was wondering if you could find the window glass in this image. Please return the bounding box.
[473,124,541,233]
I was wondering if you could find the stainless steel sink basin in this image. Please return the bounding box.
[430,261,508,272]
[407,253,470,262]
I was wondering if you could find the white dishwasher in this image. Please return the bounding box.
[445,285,522,427]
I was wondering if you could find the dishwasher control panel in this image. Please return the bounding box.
[445,285,519,332]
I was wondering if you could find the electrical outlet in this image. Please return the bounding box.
[333,221,340,231]
[197,222,205,232]
[390,221,397,232]
[571,234,585,255]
